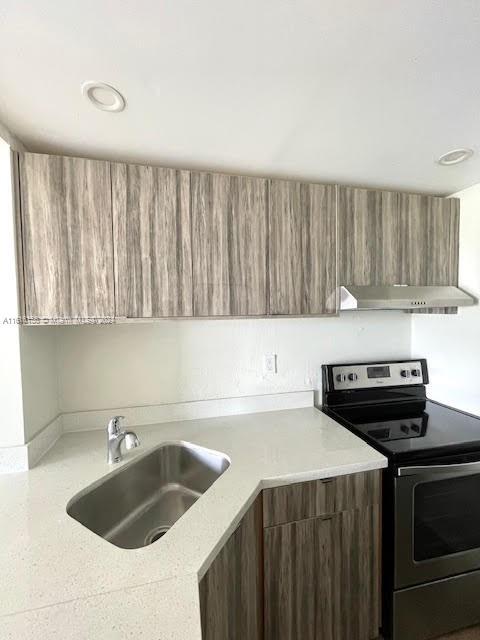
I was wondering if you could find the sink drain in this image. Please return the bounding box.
[145,525,171,545]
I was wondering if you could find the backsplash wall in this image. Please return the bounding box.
[19,326,58,441]
[55,312,411,414]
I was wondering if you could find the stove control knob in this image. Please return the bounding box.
[336,374,346,383]
[411,368,421,377]
[401,424,410,434]
[401,369,411,378]
[411,423,420,433]
[348,373,358,381]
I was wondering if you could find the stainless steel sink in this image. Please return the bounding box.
[67,441,230,549]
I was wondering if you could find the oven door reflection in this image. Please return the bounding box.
[395,460,480,588]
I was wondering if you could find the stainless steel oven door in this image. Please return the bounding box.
[395,460,480,589]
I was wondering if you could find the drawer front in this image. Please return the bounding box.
[263,470,380,527]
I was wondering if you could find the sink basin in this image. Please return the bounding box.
[67,441,230,549]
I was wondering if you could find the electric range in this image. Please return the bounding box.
[322,359,480,640]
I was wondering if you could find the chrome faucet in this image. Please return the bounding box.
[107,416,140,464]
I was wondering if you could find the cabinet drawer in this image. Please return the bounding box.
[262,470,380,527]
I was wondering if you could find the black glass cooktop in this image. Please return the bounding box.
[328,399,480,462]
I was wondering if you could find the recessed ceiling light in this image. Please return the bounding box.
[81,81,126,112]
[437,148,474,166]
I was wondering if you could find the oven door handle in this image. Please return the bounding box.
[398,460,480,477]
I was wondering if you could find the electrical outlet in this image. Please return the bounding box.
[263,353,277,375]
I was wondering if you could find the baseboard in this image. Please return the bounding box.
[0,414,62,474]
[27,415,63,467]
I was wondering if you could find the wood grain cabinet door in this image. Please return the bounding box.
[338,187,460,313]
[199,496,263,640]
[264,506,380,640]
[112,163,192,317]
[19,152,114,320]
[191,172,268,316]
[399,194,459,287]
[399,193,459,314]
[338,186,402,286]
[264,514,338,640]
[268,180,337,315]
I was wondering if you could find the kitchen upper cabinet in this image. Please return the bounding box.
[399,194,459,313]
[112,163,193,317]
[268,180,337,315]
[199,495,263,640]
[338,186,402,286]
[399,194,459,286]
[16,151,460,321]
[191,172,268,316]
[338,186,460,312]
[18,152,114,320]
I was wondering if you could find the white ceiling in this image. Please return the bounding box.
[1,0,479,195]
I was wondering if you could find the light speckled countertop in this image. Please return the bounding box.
[1,407,387,639]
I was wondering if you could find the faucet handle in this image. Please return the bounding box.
[107,415,125,435]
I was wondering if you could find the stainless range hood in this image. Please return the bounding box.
[340,285,475,310]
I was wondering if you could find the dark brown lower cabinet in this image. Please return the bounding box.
[264,505,380,640]
[199,495,263,640]
[199,472,381,640]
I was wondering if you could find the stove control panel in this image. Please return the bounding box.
[331,360,425,391]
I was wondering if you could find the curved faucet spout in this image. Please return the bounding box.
[107,416,140,464]
[124,431,140,450]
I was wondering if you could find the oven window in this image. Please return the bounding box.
[414,474,480,561]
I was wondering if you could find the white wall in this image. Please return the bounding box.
[0,136,25,446]
[19,327,59,440]
[412,183,480,414]
[55,312,411,413]
[0,129,57,446]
